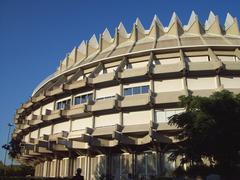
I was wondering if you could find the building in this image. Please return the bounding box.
[12,11,240,179]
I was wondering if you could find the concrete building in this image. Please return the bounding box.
[12,12,240,179]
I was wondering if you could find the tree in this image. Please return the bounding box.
[168,90,240,173]
[8,138,21,159]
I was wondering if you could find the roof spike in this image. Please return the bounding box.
[135,17,145,33]
[150,14,164,29]
[168,12,182,28]
[205,11,222,35]
[184,11,204,34]
[149,14,164,38]
[225,13,235,29]
[188,11,198,27]
[102,28,112,42]
[101,28,114,51]
[88,34,99,49]
[78,40,86,55]
[225,13,239,36]
[205,11,217,30]
[167,12,183,36]
[118,22,129,38]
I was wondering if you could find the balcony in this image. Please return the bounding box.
[35,146,52,153]
[119,67,148,79]
[28,119,42,126]
[19,124,30,130]
[22,99,33,109]
[64,78,87,90]
[190,89,217,97]
[16,107,24,114]
[88,97,118,112]
[42,110,62,121]
[119,93,153,108]
[223,61,240,71]
[93,124,123,136]
[68,129,92,142]
[45,84,65,97]
[155,91,186,104]
[157,122,178,131]
[31,93,46,103]
[88,72,115,85]
[152,62,184,77]
[49,131,68,142]
[188,61,222,73]
[62,104,88,118]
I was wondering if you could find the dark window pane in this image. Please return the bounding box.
[133,87,141,95]
[57,102,61,110]
[81,95,87,103]
[88,94,93,101]
[141,85,149,94]
[124,88,132,96]
[74,97,81,105]
[126,64,132,69]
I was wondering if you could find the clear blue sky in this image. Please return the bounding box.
[0,0,239,165]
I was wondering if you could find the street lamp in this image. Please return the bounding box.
[2,123,13,176]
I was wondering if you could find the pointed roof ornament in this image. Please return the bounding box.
[118,22,129,38]
[78,41,86,55]
[150,14,164,29]
[205,11,222,35]
[225,13,235,30]
[135,17,145,33]
[184,11,204,35]
[224,13,239,36]
[168,12,182,28]
[186,11,198,29]
[205,11,216,30]
[167,12,183,36]
[89,34,99,49]
[102,28,112,42]
[149,14,165,39]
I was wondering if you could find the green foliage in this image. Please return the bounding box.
[8,138,21,159]
[0,163,34,177]
[168,90,240,171]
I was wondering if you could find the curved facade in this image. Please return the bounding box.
[13,12,240,179]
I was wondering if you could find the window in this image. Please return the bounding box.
[155,108,184,123]
[142,85,149,94]
[123,88,132,96]
[74,93,93,105]
[123,85,149,96]
[96,95,115,101]
[133,87,141,95]
[56,99,71,110]
[126,63,132,69]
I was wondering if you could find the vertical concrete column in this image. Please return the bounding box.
[150,79,155,123]
[68,151,74,177]
[120,83,123,125]
[182,77,189,96]
[47,161,51,177]
[216,75,222,91]
[34,164,39,176]
[55,159,60,177]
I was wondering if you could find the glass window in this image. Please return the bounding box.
[88,94,93,101]
[74,93,93,105]
[124,88,132,96]
[126,64,132,69]
[141,85,149,94]
[81,95,87,103]
[133,87,141,95]
[56,99,71,110]
[56,102,62,110]
[74,97,81,105]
